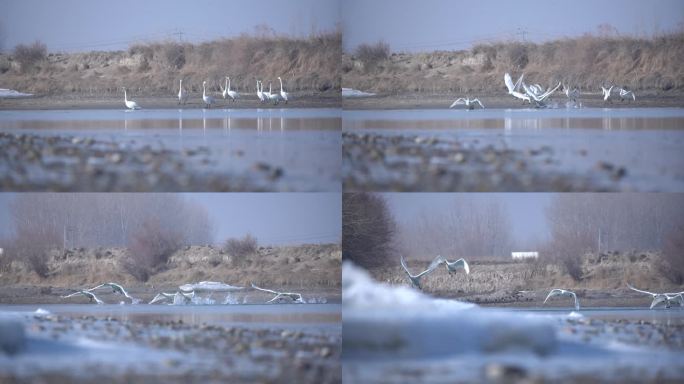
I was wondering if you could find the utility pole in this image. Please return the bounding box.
[176,30,184,43]
[517,28,527,42]
[598,228,602,255]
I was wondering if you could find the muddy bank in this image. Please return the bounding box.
[342,92,684,110]
[343,131,623,192]
[0,92,340,110]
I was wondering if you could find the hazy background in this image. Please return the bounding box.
[342,0,684,52]
[0,193,341,245]
[386,193,552,245]
[0,0,340,52]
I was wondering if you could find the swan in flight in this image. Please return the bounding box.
[601,86,614,102]
[179,281,244,293]
[277,77,289,104]
[123,88,141,110]
[563,84,580,102]
[627,283,684,309]
[178,79,188,105]
[61,290,104,304]
[148,291,194,305]
[504,73,531,103]
[523,81,561,107]
[450,97,484,110]
[543,288,580,311]
[87,282,140,304]
[256,80,265,103]
[221,77,239,102]
[202,81,214,108]
[251,283,304,303]
[400,254,443,289]
[618,88,636,102]
[442,256,470,274]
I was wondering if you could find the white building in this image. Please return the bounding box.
[512,251,538,260]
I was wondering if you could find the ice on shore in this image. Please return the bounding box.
[342,88,375,98]
[0,88,32,98]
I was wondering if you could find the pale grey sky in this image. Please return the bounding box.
[0,0,340,52]
[0,193,341,245]
[342,0,684,52]
[385,193,552,245]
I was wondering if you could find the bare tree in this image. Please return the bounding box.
[659,226,684,284]
[123,219,182,282]
[342,193,396,268]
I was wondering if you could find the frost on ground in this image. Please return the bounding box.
[342,262,684,383]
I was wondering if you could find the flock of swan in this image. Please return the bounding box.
[123,77,291,110]
[449,72,637,110]
[60,281,305,305]
[399,256,683,311]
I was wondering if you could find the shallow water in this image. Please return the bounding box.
[0,108,341,191]
[343,108,684,191]
[510,306,684,325]
[0,303,341,330]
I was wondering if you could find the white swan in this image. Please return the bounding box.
[449,97,484,110]
[178,79,188,105]
[179,281,244,293]
[523,81,561,107]
[601,86,614,102]
[442,256,470,274]
[618,87,635,102]
[87,282,140,304]
[627,283,684,309]
[277,76,289,104]
[265,82,280,104]
[543,288,580,311]
[61,290,104,304]
[504,73,531,103]
[123,87,140,110]
[400,254,443,289]
[221,77,239,102]
[262,81,272,99]
[251,283,304,303]
[148,291,194,305]
[256,80,265,103]
[202,81,214,108]
[563,84,580,102]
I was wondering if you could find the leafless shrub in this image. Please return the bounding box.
[124,219,182,281]
[507,43,529,69]
[8,229,59,278]
[13,40,47,72]
[355,41,390,69]
[163,43,185,69]
[659,226,684,284]
[342,193,396,268]
[223,234,258,264]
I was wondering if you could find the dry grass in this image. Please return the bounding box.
[343,33,684,93]
[0,243,341,290]
[0,31,341,96]
[371,251,683,296]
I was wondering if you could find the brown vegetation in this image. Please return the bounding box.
[124,219,183,281]
[354,41,390,70]
[223,234,259,264]
[0,31,341,95]
[343,33,684,93]
[371,250,683,298]
[0,243,341,291]
[659,226,684,284]
[12,40,47,73]
[342,193,396,268]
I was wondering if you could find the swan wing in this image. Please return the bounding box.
[251,283,281,295]
[399,254,415,278]
[627,283,656,297]
[450,98,466,108]
[472,99,484,109]
[504,73,515,93]
[543,289,563,303]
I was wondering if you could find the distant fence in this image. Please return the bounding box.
[512,251,538,260]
